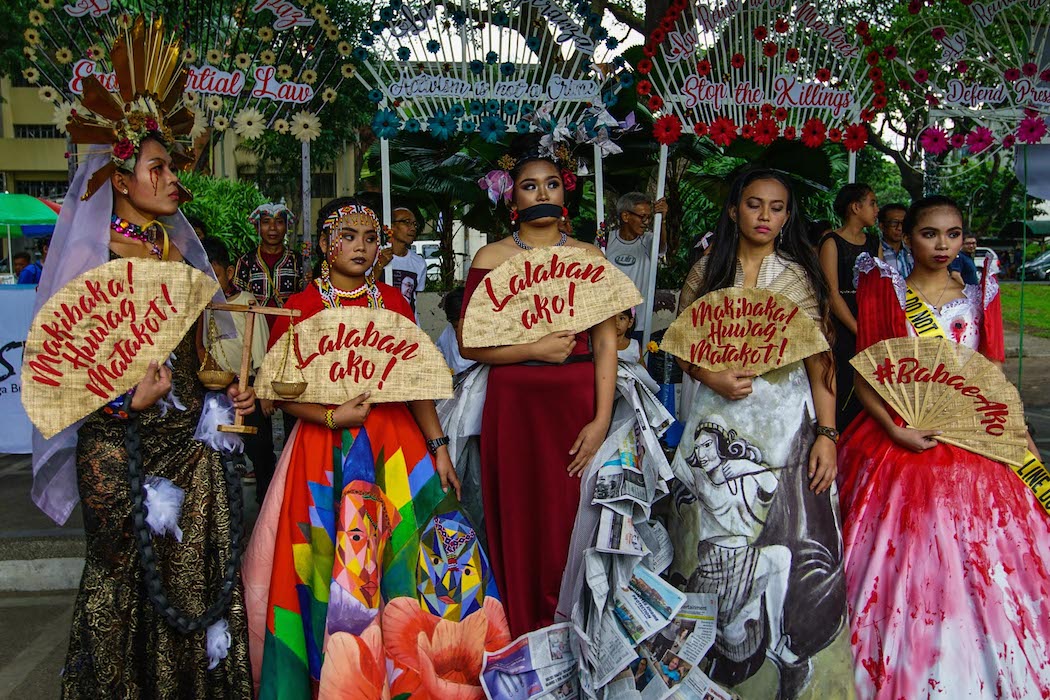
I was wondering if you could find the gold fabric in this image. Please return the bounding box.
[62,330,252,699]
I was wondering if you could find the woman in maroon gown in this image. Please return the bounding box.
[459,142,618,638]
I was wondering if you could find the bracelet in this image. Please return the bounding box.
[426,435,450,455]
[324,409,337,430]
[815,425,839,443]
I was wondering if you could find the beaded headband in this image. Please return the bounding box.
[322,204,381,237]
[249,202,297,229]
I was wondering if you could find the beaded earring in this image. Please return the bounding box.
[561,206,569,219]
[509,209,519,224]
[320,259,330,280]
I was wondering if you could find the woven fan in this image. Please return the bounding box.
[851,336,1027,466]
[662,288,829,376]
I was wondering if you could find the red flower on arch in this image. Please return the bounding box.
[653,114,682,145]
[843,124,868,152]
[696,59,711,77]
[731,53,745,69]
[828,128,842,143]
[763,42,778,57]
[693,122,709,138]
[752,118,780,146]
[753,26,768,41]
[800,118,826,148]
[786,48,800,63]
[709,117,738,147]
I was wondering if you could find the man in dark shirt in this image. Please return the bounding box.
[232,202,305,328]
[949,232,979,285]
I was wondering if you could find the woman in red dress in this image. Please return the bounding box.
[460,142,618,637]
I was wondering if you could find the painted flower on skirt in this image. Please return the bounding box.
[709,117,738,147]
[843,124,868,152]
[428,112,458,141]
[752,118,779,146]
[731,53,745,69]
[606,37,619,50]
[290,111,322,143]
[763,42,778,57]
[919,126,949,154]
[233,108,266,140]
[478,116,507,143]
[372,109,402,139]
[404,118,421,133]
[786,48,800,63]
[653,114,682,145]
[212,115,229,132]
[648,95,664,111]
[1017,116,1048,145]
[696,59,711,76]
[966,126,994,153]
[800,117,826,148]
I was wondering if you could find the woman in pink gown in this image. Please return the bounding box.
[838,195,1050,698]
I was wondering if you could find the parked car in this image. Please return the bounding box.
[1022,250,1050,281]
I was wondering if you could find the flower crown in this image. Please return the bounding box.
[65,16,195,201]
[477,143,580,205]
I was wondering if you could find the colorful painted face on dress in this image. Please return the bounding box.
[511,160,563,220]
[334,483,398,609]
[320,214,380,283]
[907,206,964,273]
[730,178,789,251]
[257,214,288,248]
[417,513,490,619]
[113,138,181,219]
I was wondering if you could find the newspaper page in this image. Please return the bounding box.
[665,668,734,700]
[612,565,687,646]
[592,429,650,510]
[591,610,640,688]
[632,594,718,700]
[596,507,649,557]
[636,520,673,575]
[482,623,580,700]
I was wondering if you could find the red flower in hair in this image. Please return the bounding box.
[145,117,159,132]
[786,48,800,63]
[871,94,888,109]
[709,117,738,147]
[1004,68,1021,82]
[913,69,928,83]
[637,58,653,74]
[763,42,778,57]
[883,45,899,60]
[113,139,135,160]
[775,18,789,33]
[636,80,652,96]
[696,59,711,76]
[843,123,868,152]
[693,122,709,138]
[828,128,842,143]
[754,26,768,41]
[783,125,796,140]
[868,67,882,81]
[774,107,788,121]
[865,50,880,65]
[856,21,869,35]
[653,114,682,145]
[800,118,826,148]
[560,170,578,191]
[745,107,758,123]
[741,124,755,140]
[648,94,664,111]
[816,68,831,82]
[731,53,745,69]
[752,117,780,146]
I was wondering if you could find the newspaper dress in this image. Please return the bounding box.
[665,255,854,700]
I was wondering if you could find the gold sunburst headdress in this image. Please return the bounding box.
[66,15,196,201]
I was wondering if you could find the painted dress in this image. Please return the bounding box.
[666,255,854,700]
[838,254,1050,699]
[242,282,510,699]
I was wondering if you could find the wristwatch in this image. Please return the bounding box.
[426,435,450,455]
[815,425,840,443]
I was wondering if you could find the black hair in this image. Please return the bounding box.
[442,287,466,323]
[833,183,874,221]
[617,308,637,332]
[13,251,30,263]
[902,195,963,237]
[806,219,833,249]
[699,170,834,387]
[185,214,207,237]
[507,133,558,184]
[201,237,231,267]
[877,203,907,225]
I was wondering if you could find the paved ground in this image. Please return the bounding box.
[1,336,1049,697]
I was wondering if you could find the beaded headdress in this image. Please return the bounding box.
[65,16,195,201]
[249,202,298,230]
[321,204,382,241]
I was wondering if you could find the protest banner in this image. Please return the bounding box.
[22,258,218,438]
[662,288,829,376]
[254,306,452,404]
[462,247,642,348]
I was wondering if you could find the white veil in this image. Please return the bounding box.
[31,153,232,525]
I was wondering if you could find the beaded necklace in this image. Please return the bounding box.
[111,215,165,259]
[316,275,384,310]
[512,230,567,250]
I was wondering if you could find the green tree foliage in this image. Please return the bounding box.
[180,172,266,258]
